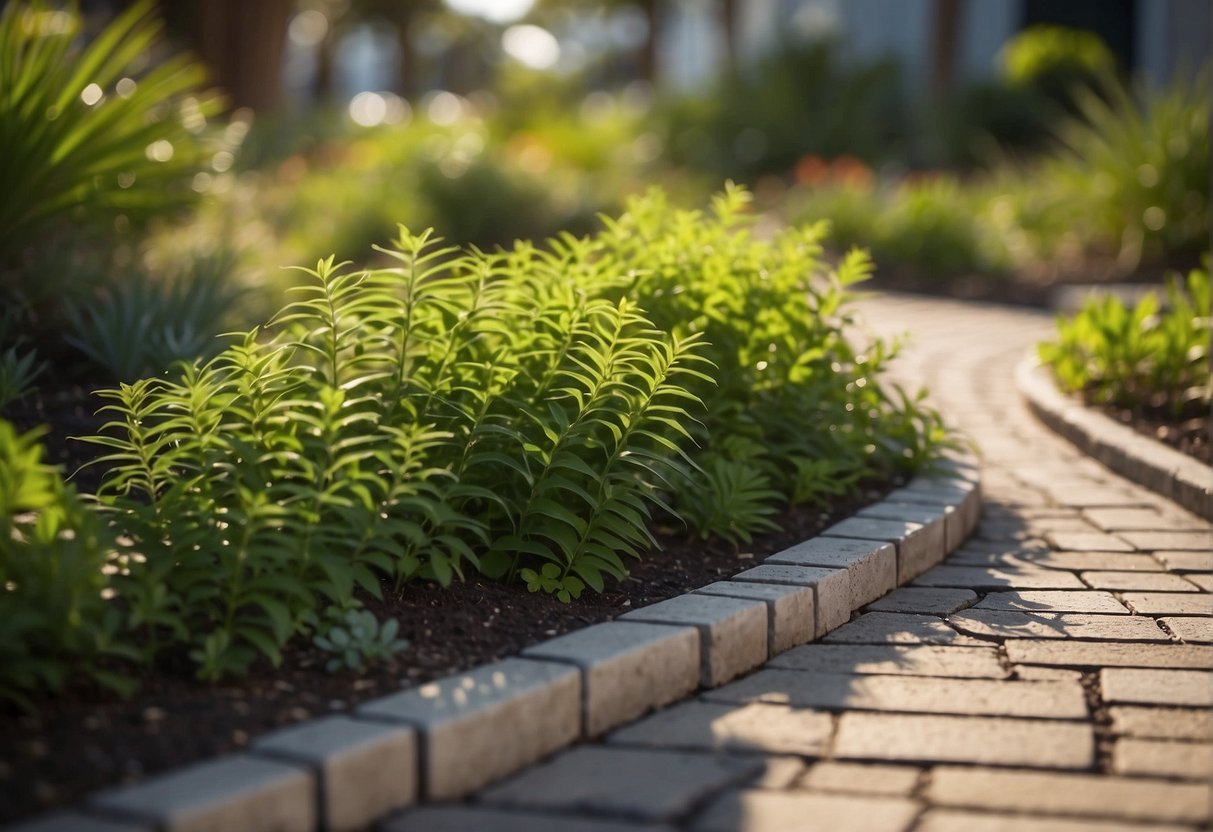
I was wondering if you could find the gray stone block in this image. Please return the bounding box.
[693,580,815,654]
[888,483,980,540]
[764,537,896,609]
[859,501,960,563]
[250,715,417,831]
[4,813,153,832]
[89,754,314,832]
[477,746,762,822]
[356,658,579,800]
[605,700,833,756]
[383,806,676,832]
[521,621,699,736]
[620,594,767,687]
[731,563,851,635]
[821,516,946,584]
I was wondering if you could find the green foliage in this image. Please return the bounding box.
[0,0,223,265]
[676,454,781,544]
[1042,70,1210,269]
[0,347,45,411]
[589,185,952,535]
[1000,25,1116,89]
[86,221,709,677]
[1039,268,1212,416]
[313,608,409,673]
[64,256,244,381]
[0,420,131,709]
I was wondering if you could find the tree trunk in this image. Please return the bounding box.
[719,0,739,76]
[637,0,660,84]
[929,0,964,100]
[196,0,293,112]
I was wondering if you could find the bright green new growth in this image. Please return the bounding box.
[1040,268,1211,416]
[0,420,131,710]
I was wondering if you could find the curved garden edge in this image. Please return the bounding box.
[9,456,981,832]
[1016,356,1212,522]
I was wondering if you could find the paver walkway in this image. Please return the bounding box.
[385,294,1213,831]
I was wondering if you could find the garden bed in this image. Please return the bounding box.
[0,482,889,824]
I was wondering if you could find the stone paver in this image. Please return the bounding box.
[1119,530,1213,551]
[801,762,921,796]
[1155,550,1213,572]
[478,747,761,822]
[704,670,1086,719]
[1112,738,1213,780]
[1161,616,1213,643]
[356,658,579,800]
[731,564,851,634]
[521,621,700,736]
[822,612,986,645]
[915,565,1086,590]
[973,590,1130,614]
[925,766,1213,825]
[1020,551,1166,571]
[89,755,314,832]
[1120,592,1213,616]
[1043,532,1135,552]
[764,537,896,609]
[864,587,977,614]
[250,716,416,831]
[949,609,1170,641]
[1184,574,1213,592]
[620,594,767,687]
[1100,668,1213,707]
[821,516,945,583]
[915,810,1196,832]
[1005,639,1213,668]
[605,700,832,757]
[384,807,674,832]
[768,643,1006,678]
[4,815,153,832]
[1108,706,1213,740]
[692,581,815,655]
[691,791,919,832]
[1080,571,1200,592]
[1082,507,1197,531]
[833,713,1094,768]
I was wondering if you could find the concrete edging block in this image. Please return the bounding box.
[693,580,816,654]
[88,754,315,832]
[356,658,580,801]
[250,715,418,832]
[763,537,896,611]
[521,621,700,737]
[1016,356,1212,521]
[619,594,768,687]
[23,451,981,831]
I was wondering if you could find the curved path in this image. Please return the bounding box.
[385,294,1213,832]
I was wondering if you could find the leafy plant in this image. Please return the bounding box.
[1040,268,1211,417]
[64,256,244,381]
[0,0,223,265]
[314,608,409,673]
[85,222,708,677]
[0,346,45,410]
[0,420,131,709]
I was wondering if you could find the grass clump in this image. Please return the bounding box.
[1039,268,1211,418]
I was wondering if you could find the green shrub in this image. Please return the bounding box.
[1039,268,1211,416]
[0,420,130,709]
[0,347,44,411]
[0,1,223,268]
[78,186,946,680]
[1037,69,1210,270]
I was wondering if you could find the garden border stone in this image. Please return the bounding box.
[14,457,979,832]
[1016,357,1212,521]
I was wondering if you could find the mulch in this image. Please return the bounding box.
[0,380,896,824]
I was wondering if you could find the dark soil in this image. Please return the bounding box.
[1103,401,1212,467]
[0,388,896,824]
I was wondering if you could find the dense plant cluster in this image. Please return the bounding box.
[1,187,945,701]
[1040,268,1211,417]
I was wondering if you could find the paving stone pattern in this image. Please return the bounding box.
[385,295,1213,830]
